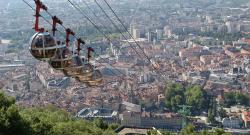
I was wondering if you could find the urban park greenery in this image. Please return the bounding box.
[147,125,232,135]
[223,92,250,107]
[164,83,210,115]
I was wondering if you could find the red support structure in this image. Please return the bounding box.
[76,38,85,55]
[34,0,47,32]
[52,16,63,36]
[87,47,95,62]
[65,28,75,47]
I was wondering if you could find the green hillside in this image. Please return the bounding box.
[0,92,116,135]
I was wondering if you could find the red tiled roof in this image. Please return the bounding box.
[243,111,250,122]
[243,39,250,44]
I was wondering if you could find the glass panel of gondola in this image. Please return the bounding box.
[75,58,94,83]
[29,32,57,61]
[86,70,103,86]
[31,50,44,59]
[44,34,57,47]
[49,44,72,70]
[63,55,84,76]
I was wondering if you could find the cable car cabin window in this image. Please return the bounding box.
[31,34,56,49]
[50,61,62,69]
[87,70,103,86]
[76,57,82,66]
[54,50,61,59]
[83,63,93,73]
[53,46,71,59]
[81,58,87,64]
[63,60,71,67]
[72,56,82,67]
[44,35,56,48]
[45,49,57,58]
[50,59,71,70]
[64,56,83,72]
[50,45,72,70]
[75,65,94,82]
[31,50,43,58]
[92,70,102,79]
[32,35,44,48]
[62,49,70,59]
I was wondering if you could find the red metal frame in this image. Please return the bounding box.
[65,28,75,47]
[52,16,63,36]
[34,0,47,32]
[76,38,85,55]
[87,47,94,62]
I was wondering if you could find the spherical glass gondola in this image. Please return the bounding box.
[49,44,72,70]
[63,55,85,77]
[29,32,57,61]
[75,63,94,83]
[86,70,103,86]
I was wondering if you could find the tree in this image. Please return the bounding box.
[93,118,108,130]
[223,92,249,107]
[108,123,119,130]
[52,120,115,135]
[21,107,115,135]
[147,129,158,135]
[180,126,233,135]
[160,130,173,135]
[224,92,236,107]
[214,128,232,135]
[200,130,210,135]
[218,107,228,119]
[164,83,211,114]
[164,83,185,111]
[180,124,196,135]
[235,93,249,106]
[0,92,117,135]
[208,97,217,124]
[0,92,31,135]
[171,95,183,111]
[208,108,215,123]
[185,85,205,113]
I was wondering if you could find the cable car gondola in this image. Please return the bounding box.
[49,43,72,70]
[84,47,103,86]
[86,70,103,86]
[29,32,58,61]
[63,55,85,76]
[75,58,94,82]
[29,0,58,61]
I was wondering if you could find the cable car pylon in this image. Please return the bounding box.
[29,0,57,61]
[85,47,103,87]
[49,17,72,70]
[75,44,95,83]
